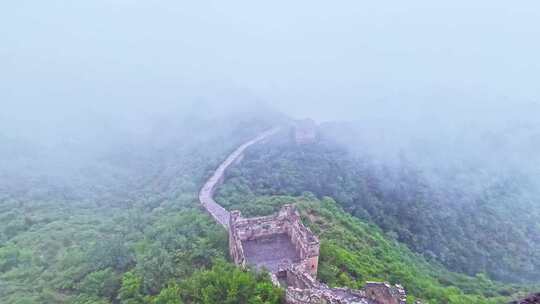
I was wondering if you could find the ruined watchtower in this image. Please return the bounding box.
[293,119,319,145]
[229,204,319,278]
[202,129,407,304]
[228,204,406,304]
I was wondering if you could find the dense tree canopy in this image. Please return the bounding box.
[1,112,538,304]
[219,131,540,283]
[216,190,536,304]
[0,112,281,304]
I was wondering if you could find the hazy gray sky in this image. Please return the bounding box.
[2,1,539,121]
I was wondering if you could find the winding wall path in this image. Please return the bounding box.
[198,127,280,228]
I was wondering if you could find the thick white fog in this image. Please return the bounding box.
[2,1,539,122]
[2,1,540,186]
[2,4,540,302]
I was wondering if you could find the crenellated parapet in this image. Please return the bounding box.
[293,119,319,145]
[199,127,281,227]
[284,265,374,304]
[201,127,407,304]
[363,282,407,304]
[228,204,320,276]
[284,266,406,304]
[228,205,406,304]
[228,210,247,267]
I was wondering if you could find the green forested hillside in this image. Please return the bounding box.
[0,110,284,304]
[215,190,532,303]
[1,114,538,304]
[217,130,540,284]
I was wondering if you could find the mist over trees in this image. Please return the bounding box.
[2,1,540,303]
[1,96,540,303]
[219,119,540,283]
[0,104,286,303]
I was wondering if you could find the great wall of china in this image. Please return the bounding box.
[198,127,281,227]
[198,126,407,304]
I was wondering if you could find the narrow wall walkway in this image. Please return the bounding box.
[198,127,280,228]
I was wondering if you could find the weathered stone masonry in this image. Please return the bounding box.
[229,205,406,304]
[200,127,407,304]
[229,205,319,277]
[199,127,281,227]
[294,119,319,145]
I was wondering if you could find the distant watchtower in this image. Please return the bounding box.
[293,119,318,144]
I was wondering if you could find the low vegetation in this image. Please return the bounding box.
[216,190,533,304]
[222,136,540,283]
[0,114,283,304]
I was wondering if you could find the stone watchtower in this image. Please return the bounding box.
[228,204,319,277]
[293,119,318,145]
[201,127,407,303]
[228,204,406,304]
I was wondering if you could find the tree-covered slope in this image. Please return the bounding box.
[216,189,534,303]
[220,135,540,284]
[0,108,284,304]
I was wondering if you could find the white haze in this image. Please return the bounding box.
[1,0,540,181]
[2,2,540,287]
[2,1,540,120]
